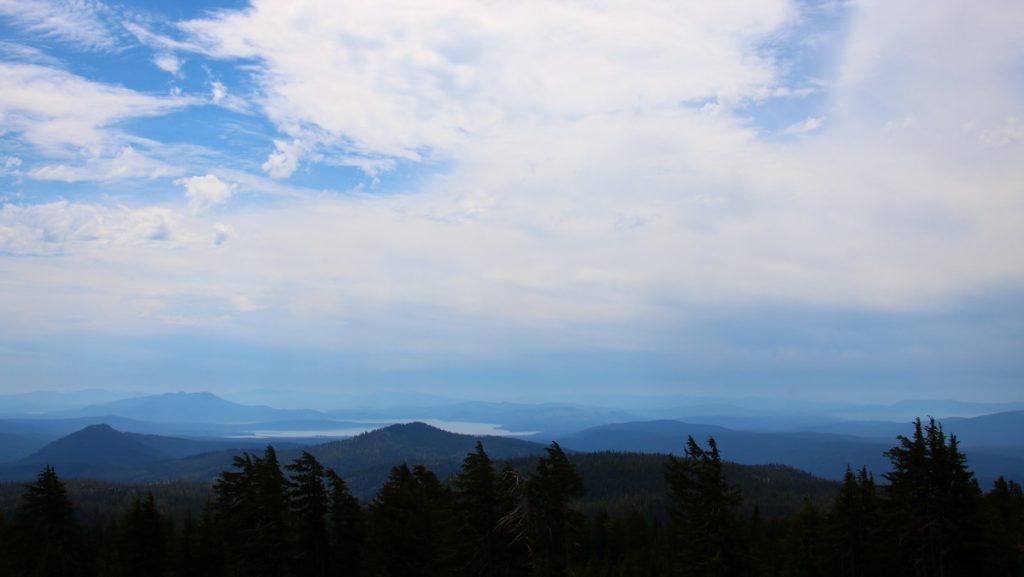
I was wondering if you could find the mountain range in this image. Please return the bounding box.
[1,390,1022,490]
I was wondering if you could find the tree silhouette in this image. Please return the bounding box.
[325,467,365,577]
[829,466,885,577]
[212,446,292,577]
[453,441,531,577]
[287,451,331,577]
[10,465,89,577]
[116,492,166,577]
[884,417,984,577]
[368,463,455,577]
[526,441,584,577]
[664,436,744,577]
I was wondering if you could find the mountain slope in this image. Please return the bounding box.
[18,424,169,468]
[559,419,1024,484]
[291,422,545,496]
[939,410,1024,447]
[131,422,549,497]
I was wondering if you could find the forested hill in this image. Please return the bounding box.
[1,417,1021,577]
[0,422,549,496]
[559,418,1024,485]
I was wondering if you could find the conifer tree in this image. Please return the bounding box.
[781,499,828,577]
[368,463,455,577]
[212,446,292,577]
[453,441,501,577]
[172,511,200,577]
[829,466,884,577]
[884,417,984,577]
[495,464,533,577]
[982,476,1024,576]
[526,441,585,577]
[10,465,89,577]
[664,436,744,577]
[116,492,166,577]
[325,467,365,577]
[453,441,530,577]
[287,451,330,577]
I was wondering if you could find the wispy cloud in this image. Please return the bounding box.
[181,0,795,168]
[0,0,121,51]
[0,0,1022,400]
[28,146,182,182]
[0,62,192,164]
[782,116,824,134]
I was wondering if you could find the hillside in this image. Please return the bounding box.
[20,424,169,466]
[559,419,1024,484]
[293,422,547,496]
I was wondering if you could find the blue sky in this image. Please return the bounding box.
[1,0,1022,405]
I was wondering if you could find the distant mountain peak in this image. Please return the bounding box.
[19,423,169,467]
[79,423,118,433]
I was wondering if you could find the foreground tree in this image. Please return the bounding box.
[526,442,585,577]
[884,417,984,577]
[115,492,166,577]
[368,463,455,577]
[983,476,1024,576]
[9,465,90,577]
[664,436,744,577]
[212,446,291,577]
[829,466,885,577]
[452,442,531,577]
[325,468,366,577]
[287,451,331,577]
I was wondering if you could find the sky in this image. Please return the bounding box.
[0,0,1022,405]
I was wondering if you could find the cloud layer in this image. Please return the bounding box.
[0,0,1022,400]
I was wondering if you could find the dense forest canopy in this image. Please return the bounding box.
[0,417,1021,577]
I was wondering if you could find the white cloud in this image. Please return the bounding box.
[29,146,180,182]
[123,21,202,53]
[0,155,21,176]
[0,0,120,50]
[782,116,824,135]
[0,40,62,66]
[261,139,305,179]
[153,53,183,76]
[1,0,1022,353]
[182,0,795,165]
[0,62,192,157]
[0,200,180,255]
[177,174,237,212]
[211,80,227,103]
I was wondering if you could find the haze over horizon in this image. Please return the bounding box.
[1,0,1022,405]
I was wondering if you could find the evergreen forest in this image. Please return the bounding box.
[0,417,1021,577]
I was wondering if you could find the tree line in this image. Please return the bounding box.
[0,417,1021,577]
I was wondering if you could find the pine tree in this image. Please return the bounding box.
[453,441,530,577]
[453,441,500,577]
[526,441,585,577]
[325,467,365,577]
[368,463,455,577]
[287,451,330,577]
[664,436,744,577]
[212,446,292,577]
[116,492,166,577]
[10,465,90,577]
[828,466,885,577]
[883,417,984,577]
[495,464,533,577]
[983,476,1024,577]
